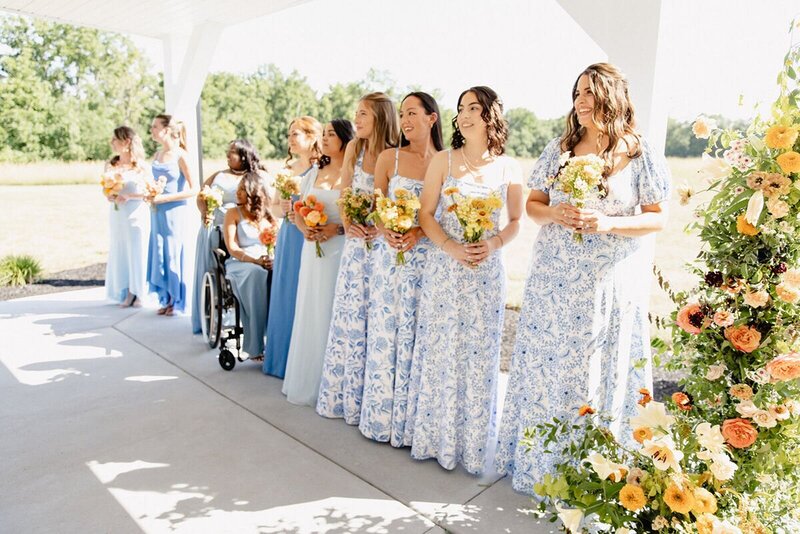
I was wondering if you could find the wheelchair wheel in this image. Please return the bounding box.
[219,349,236,371]
[200,271,222,349]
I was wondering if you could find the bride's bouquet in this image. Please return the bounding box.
[100,172,124,210]
[368,188,421,265]
[338,187,375,250]
[198,185,224,227]
[549,152,606,243]
[294,195,328,257]
[442,186,503,243]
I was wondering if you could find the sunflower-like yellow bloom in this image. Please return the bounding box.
[765,125,798,150]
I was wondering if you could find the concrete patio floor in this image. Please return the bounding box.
[0,288,556,534]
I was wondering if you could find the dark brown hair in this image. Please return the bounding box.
[451,86,508,156]
[238,172,275,224]
[400,92,444,151]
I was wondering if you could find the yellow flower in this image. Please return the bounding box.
[471,198,487,210]
[443,187,460,196]
[736,214,759,236]
[692,487,718,514]
[776,151,800,174]
[487,195,503,209]
[696,514,714,534]
[632,426,653,444]
[765,125,799,150]
[394,188,409,199]
[663,483,696,514]
[618,483,647,511]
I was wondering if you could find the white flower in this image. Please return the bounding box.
[752,409,778,428]
[677,182,694,205]
[652,516,669,530]
[585,452,627,482]
[695,422,726,454]
[770,404,791,421]
[699,153,732,182]
[708,453,738,481]
[745,190,764,225]
[616,528,634,534]
[692,116,716,139]
[712,518,743,534]
[779,221,794,233]
[555,504,583,533]
[785,399,800,416]
[756,473,774,484]
[705,363,727,380]
[630,401,675,436]
[747,367,771,385]
[735,399,760,418]
[558,150,572,166]
[641,435,683,472]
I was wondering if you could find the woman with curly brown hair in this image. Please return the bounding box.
[223,172,276,361]
[495,63,671,495]
[407,86,524,474]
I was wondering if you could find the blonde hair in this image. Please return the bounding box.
[155,113,188,151]
[561,63,641,178]
[109,126,146,169]
[285,116,323,166]
[346,92,399,174]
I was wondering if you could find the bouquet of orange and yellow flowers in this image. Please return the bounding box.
[143,176,167,210]
[443,186,503,243]
[259,223,278,258]
[199,185,224,227]
[368,188,421,265]
[274,168,300,222]
[101,172,125,210]
[337,187,375,250]
[294,195,327,257]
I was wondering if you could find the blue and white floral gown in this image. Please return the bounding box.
[317,150,374,423]
[408,150,508,474]
[360,148,431,446]
[494,137,671,495]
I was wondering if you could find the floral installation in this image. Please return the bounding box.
[100,172,124,210]
[548,152,607,242]
[337,187,375,250]
[442,186,503,244]
[528,27,800,533]
[274,169,300,222]
[293,195,327,257]
[198,185,224,227]
[258,223,278,258]
[368,187,421,265]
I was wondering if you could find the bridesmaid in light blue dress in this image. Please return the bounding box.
[283,119,354,406]
[190,140,264,334]
[316,93,399,424]
[495,64,671,495]
[104,126,151,307]
[359,93,443,445]
[409,87,523,474]
[146,114,196,315]
[263,117,323,378]
[222,173,275,360]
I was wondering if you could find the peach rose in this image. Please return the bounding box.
[721,418,758,449]
[766,352,800,382]
[712,310,735,327]
[776,282,800,304]
[767,197,790,219]
[782,268,800,286]
[677,303,704,335]
[724,325,761,353]
[743,289,769,308]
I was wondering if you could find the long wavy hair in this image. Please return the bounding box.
[109,126,146,169]
[319,119,355,169]
[561,63,642,179]
[451,86,508,156]
[285,116,323,167]
[346,92,399,174]
[238,172,275,224]
[154,114,187,150]
[400,92,444,151]
[230,139,265,173]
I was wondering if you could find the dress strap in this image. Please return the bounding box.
[393,147,400,177]
[357,147,365,167]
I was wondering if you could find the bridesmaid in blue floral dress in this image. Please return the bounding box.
[146,114,196,315]
[104,126,151,307]
[316,93,399,423]
[283,119,354,406]
[263,117,323,378]
[359,93,443,445]
[409,87,523,474]
[495,64,671,495]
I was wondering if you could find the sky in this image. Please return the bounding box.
[127,0,797,121]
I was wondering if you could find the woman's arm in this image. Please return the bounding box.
[575,202,668,238]
[155,150,197,203]
[527,190,581,228]
[223,210,269,267]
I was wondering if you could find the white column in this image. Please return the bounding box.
[556,0,670,153]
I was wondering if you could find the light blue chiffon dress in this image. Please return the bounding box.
[105,165,151,303]
[407,150,508,475]
[190,172,242,333]
[495,138,671,495]
[225,208,271,358]
[282,184,345,406]
[359,149,431,446]
[316,150,374,423]
[263,166,317,378]
[147,159,189,311]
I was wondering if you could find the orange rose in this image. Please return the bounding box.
[299,206,311,218]
[638,388,653,406]
[578,405,595,416]
[736,214,759,236]
[766,352,800,382]
[305,194,318,204]
[722,418,758,449]
[677,303,704,335]
[672,392,692,411]
[777,151,800,174]
[293,200,304,212]
[724,325,761,353]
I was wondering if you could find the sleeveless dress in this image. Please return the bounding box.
[263,166,317,378]
[407,150,508,475]
[105,165,151,303]
[494,138,671,495]
[147,159,188,311]
[190,172,242,333]
[282,184,345,406]
[359,148,432,446]
[225,208,271,358]
[316,150,374,423]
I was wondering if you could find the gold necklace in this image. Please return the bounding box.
[462,149,494,178]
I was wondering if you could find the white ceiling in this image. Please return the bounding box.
[0,0,312,38]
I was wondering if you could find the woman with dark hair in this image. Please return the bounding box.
[359,92,442,445]
[190,139,266,334]
[146,113,196,316]
[222,172,276,361]
[316,92,399,420]
[495,63,671,495]
[408,86,523,474]
[283,119,354,405]
[263,116,323,378]
[104,125,151,307]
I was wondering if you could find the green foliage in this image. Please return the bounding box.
[505,108,563,158]
[0,254,42,286]
[665,116,750,157]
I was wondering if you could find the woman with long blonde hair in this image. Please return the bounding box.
[495,63,671,495]
[315,92,399,415]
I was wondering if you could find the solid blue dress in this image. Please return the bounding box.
[262,166,316,378]
[147,159,188,311]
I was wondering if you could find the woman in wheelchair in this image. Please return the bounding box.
[222,172,276,362]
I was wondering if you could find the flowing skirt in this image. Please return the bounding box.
[106,200,150,302]
[147,201,188,311]
[226,261,271,357]
[190,225,213,333]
